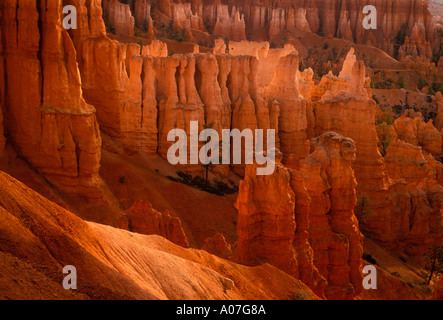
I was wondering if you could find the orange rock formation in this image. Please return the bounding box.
[121,200,190,248]
[234,132,364,299]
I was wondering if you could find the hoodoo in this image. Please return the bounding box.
[0,0,442,303]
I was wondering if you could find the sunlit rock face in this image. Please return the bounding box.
[144,0,437,57]
[121,200,190,248]
[0,0,103,199]
[264,54,310,167]
[234,132,363,300]
[0,0,441,302]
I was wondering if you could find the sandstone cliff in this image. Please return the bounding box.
[102,0,135,36]
[233,160,326,298]
[264,54,309,167]
[0,0,103,198]
[121,200,190,248]
[394,113,442,158]
[300,132,363,300]
[145,0,438,58]
[202,233,233,260]
[234,132,363,300]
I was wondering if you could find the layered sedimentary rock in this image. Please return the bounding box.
[65,3,272,167]
[233,161,326,298]
[310,48,372,102]
[155,54,206,160]
[172,2,205,31]
[121,200,190,248]
[234,132,363,299]
[149,0,438,58]
[394,114,442,158]
[204,4,246,41]
[142,39,168,57]
[134,0,153,30]
[398,18,434,61]
[0,0,102,198]
[382,131,443,257]
[0,10,4,157]
[264,54,309,167]
[202,233,233,260]
[213,38,227,54]
[0,103,4,157]
[384,140,442,183]
[300,132,363,300]
[371,115,443,257]
[195,53,230,134]
[313,52,398,252]
[387,180,443,257]
[227,41,297,88]
[102,0,135,36]
[433,92,443,131]
[65,2,162,154]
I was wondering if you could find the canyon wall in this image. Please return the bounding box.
[312,49,442,258]
[64,3,273,171]
[234,132,363,300]
[0,0,103,198]
[137,0,440,58]
[0,0,440,297]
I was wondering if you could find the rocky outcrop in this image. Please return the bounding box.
[103,0,135,36]
[313,53,401,254]
[234,132,363,299]
[398,18,433,61]
[172,2,205,31]
[0,170,320,300]
[314,57,388,197]
[387,180,443,257]
[432,278,443,300]
[134,0,152,30]
[213,38,227,54]
[0,102,4,157]
[65,3,272,166]
[300,132,363,300]
[202,233,233,260]
[142,39,168,57]
[66,2,159,154]
[384,140,442,183]
[151,0,438,58]
[434,92,443,131]
[204,4,246,41]
[155,54,205,161]
[227,41,297,89]
[195,53,230,134]
[264,54,309,167]
[0,0,102,198]
[0,10,5,157]
[394,114,442,158]
[233,161,326,298]
[121,200,190,248]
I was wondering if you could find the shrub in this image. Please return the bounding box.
[377,122,394,156]
[424,243,443,284]
[417,77,429,91]
[169,172,237,196]
[397,76,406,89]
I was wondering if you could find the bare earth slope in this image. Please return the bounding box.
[0,170,317,300]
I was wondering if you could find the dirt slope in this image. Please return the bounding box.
[0,170,317,300]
